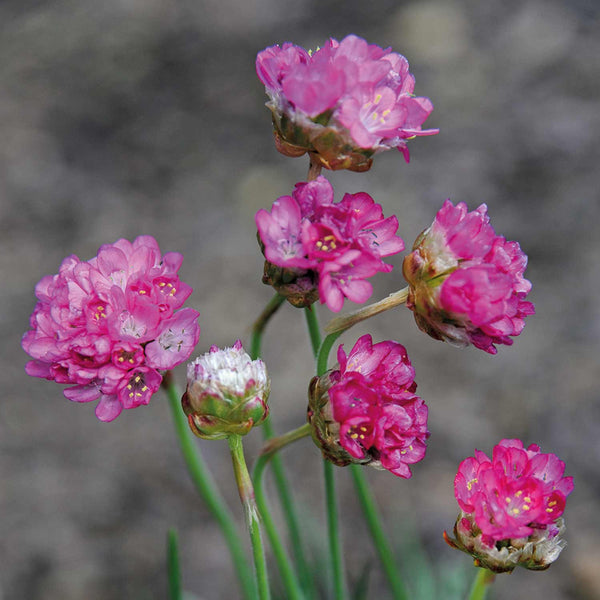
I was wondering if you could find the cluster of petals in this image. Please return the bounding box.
[256,34,438,164]
[256,176,404,312]
[454,439,574,546]
[403,200,535,354]
[328,334,429,478]
[22,236,200,422]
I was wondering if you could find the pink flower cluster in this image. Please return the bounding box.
[403,200,535,354]
[328,334,429,478]
[455,439,574,546]
[256,176,404,312]
[22,236,200,422]
[256,34,437,163]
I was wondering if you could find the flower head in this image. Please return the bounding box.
[256,35,438,172]
[307,334,429,478]
[183,340,270,439]
[256,176,404,312]
[403,200,535,354]
[444,439,574,572]
[22,236,200,421]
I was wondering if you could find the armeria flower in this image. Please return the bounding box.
[256,34,438,172]
[444,439,574,573]
[182,340,270,440]
[403,200,535,354]
[256,175,404,312]
[307,334,429,478]
[22,236,200,422]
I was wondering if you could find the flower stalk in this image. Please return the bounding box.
[468,568,496,600]
[228,434,271,600]
[163,374,257,600]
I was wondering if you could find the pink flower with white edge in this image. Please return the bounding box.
[22,236,200,422]
[256,34,438,172]
[445,439,573,573]
[403,200,535,354]
[256,176,404,312]
[307,334,429,478]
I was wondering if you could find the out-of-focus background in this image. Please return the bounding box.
[2,0,599,598]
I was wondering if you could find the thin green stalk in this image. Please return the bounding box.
[228,434,271,600]
[317,331,343,377]
[252,424,312,600]
[350,466,409,600]
[468,568,495,600]
[324,460,348,600]
[164,376,257,600]
[304,306,321,357]
[167,529,182,600]
[250,297,314,597]
[251,293,286,359]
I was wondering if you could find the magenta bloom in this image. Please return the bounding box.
[403,200,535,354]
[256,176,404,312]
[22,236,200,422]
[445,440,573,572]
[308,334,429,478]
[256,35,438,172]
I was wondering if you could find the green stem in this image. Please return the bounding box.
[350,466,409,600]
[250,297,315,597]
[304,306,322,357]
[324,460,348,600]
[317,331,343,377]
[325,287,409,335]
[164,376,257,600]
[252,423,312,600]
[167,529,182,600]
[468,568,496,600]
[228,434,271,600]
[251,293,286,359]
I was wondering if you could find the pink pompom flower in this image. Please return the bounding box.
[256,176,404,312]
[256,34,438,172]
[22,236,200,422]
[403,200,535,354]
[307,334,429,478]
[445,439,574,572]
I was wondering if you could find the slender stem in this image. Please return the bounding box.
[164,377,257,600]
[317,331,343,377]
[307,154,323,181]
[167,529,183,600]
[324,461,348,600]
[350,466,409,600]
[251,293,286,359]
[252,423,312,600]
[228,435,271,600]
[325,287,409,334]
[250,298,315,597]
[304,306,322,358]
[468,568,496,600]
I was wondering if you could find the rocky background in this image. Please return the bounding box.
[2,0,599,598]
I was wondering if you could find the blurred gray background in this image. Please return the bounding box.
[2,0,599,598]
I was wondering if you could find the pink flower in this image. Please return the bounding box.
[403,200,535,354]
[445,440,573,572]
[256,176,404,312]
[22,236,200,422]
[256,34,438,172]
[308,334,429,478]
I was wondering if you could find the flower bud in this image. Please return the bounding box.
[444,439,573,573]
[403,200,535,354]
[182,340,270,440]
[307,334,429,478]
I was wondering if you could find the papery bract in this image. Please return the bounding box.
[403,200,535,354]
[256,176,404,312]
[307,334,429,477]
[22,236,200,421]
[256,34,438,172]
[445,439,573,573]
